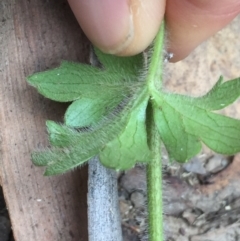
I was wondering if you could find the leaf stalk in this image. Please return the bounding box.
[147,22,165,93]
[147,108,163,241]
[146,22,165,241]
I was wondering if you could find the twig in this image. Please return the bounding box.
[88,49,122,241]
[88,158,122,241]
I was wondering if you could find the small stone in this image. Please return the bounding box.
[119,200,132,218]
[130,191,145,208]
[179,227,185,236]
[122,226,139,241]
[205,154,230,174]
[119,166,146,193]
[182,208,200,225]
[193,216,207,227]
[183,157,207,175]
[118,187,130,200]
[225,205,231,211]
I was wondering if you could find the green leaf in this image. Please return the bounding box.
[99,93,151,170]
[64,90,127,128]
[28,43,240,176]
[33,87,149,175]
[32,146,96,176]
[175,104,240,155]
[153,101,201,162]
[94,48,144,79]
[27,61,134,102]
[153,84,240,162]
[34,122,106,175]
[33,122,109,175]
[195,77,240,110]
[46,121,86,147]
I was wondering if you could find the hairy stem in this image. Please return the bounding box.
[147,113,163,241]
[147,22,165,92]
[146,22,165,241]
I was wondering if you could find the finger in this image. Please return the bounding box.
[68,0,165,56]
[166,0,240,62]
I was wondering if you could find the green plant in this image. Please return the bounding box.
[27,23,240,241]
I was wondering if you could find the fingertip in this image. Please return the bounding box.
[68,0,130,53]
[166,0,240,62]
[68,0,165,56]
[116,0,165,56]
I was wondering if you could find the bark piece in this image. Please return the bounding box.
[0,1,89,240]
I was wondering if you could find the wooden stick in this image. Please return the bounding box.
[88,51,122,241]
[88,158,122,241]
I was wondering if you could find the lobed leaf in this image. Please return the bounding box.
[154,89,240,162]
[100,96,151,170]
[28,45,240,176]
[33,87,149,175]
[154,101,201,162]
[34,121,107,175]
[64,90,127,128]
[27,61,132,102]
[194,77,240,110]
[46,121,89,147]
[177,105,240,155]
[32,146,97,176]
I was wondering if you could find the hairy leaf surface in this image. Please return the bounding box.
[28,47,240,175]
[194,76,240,110]
[100,96,151,170]
[94,48,144,79]
[27,61,137,102]
[32,87,149,175]
[64,90,127,128]
[154,78,240,162]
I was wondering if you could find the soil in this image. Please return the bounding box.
[119,153,240,241]
[1,154,239,241]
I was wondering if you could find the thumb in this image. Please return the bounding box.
[68,0,165,56]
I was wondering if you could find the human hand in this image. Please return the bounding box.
[67,0,240,62]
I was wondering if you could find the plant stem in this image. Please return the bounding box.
[147,115,163,241]
[146,22,165,241]
[147,22,165,92]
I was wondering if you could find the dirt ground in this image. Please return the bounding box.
[119,153,240,241]
[1,155,240,241]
